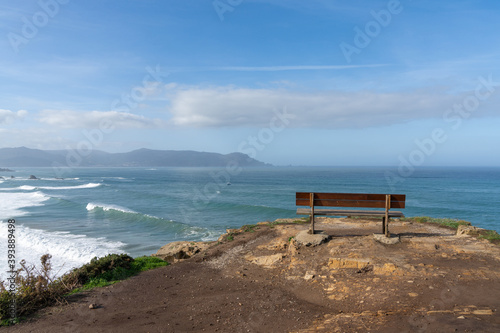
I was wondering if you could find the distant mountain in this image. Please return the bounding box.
[0,147,270,167]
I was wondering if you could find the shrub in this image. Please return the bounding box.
[0,254,168,326]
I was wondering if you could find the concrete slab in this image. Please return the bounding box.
[373,233,400,245]
[295,230,330,247]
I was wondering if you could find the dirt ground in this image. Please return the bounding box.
[6,218,500,333]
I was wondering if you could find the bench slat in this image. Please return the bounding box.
[296,208,404,217]
[296,198,405,209]
[296,192,405,201]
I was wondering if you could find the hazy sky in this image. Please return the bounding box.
[1,0,500,166]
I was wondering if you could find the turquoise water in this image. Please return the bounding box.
[1,166,499,278]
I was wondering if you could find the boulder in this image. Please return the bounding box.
[29,175,38,180]
[152,241,212,262]
[456,225,483,237]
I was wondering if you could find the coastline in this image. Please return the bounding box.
[7,216,500,332]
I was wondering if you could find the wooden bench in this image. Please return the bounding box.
[296,192,406,237]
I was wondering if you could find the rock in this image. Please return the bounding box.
[29,175,38,180]
[217,228,243,242]
[373,233,400,245]
[295,230,330,247]
[408,292,419,297]
[0,176,4,180]
[456,225,482,237]
[246,253,285,268]
[472,309,493,315]
[329,258,370,270]
[304,271,315,280]
[89,303,99,309]
[152,241,212,262]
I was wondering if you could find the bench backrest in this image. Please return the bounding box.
[296,192,406,209]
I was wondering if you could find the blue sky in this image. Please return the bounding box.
[1,0,500,166]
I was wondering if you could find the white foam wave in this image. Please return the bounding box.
[0,191,50,218]
[39,183,102,190]
[0,222,126,280]
[86,203,137,214]
[0,183,101,191]
[19,185,36,190]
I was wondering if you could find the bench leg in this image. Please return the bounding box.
[309,215,315,234]
[382,217,391,237]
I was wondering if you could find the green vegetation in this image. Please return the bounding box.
[241,224,259,233]
[0,254,168,326]
[67,255,168,294]
[271,217,309,226]
[402,216,471,229]
[478,230,500,243]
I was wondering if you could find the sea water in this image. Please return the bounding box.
[1,166,499,279]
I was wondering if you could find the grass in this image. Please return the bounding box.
[67,256,168,295]
[478,230,500,243]
[402,216,471,229]
[270,217,309,227]
[241,224,259,233]
[0,254,168,326]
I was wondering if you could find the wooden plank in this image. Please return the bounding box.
[296,208,404,217]
[384,194,390,237]
[310,192,315,234]
[296,192,405,202]
[296,198,405,209]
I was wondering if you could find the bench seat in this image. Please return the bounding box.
[296,208,404,217]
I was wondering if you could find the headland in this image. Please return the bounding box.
[7,217,500,332]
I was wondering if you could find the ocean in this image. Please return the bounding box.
[1,166,499,280]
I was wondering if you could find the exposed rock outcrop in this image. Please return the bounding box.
[152,241,213,262]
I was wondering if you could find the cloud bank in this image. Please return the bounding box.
[167,86,481,128]
[39,110,164,129]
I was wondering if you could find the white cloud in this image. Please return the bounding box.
[0,109,27,124]
[205,64,387,72]
[39,110,164,129]
[166,86,485,128]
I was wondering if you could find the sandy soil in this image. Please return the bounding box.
[6,218,500,332]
